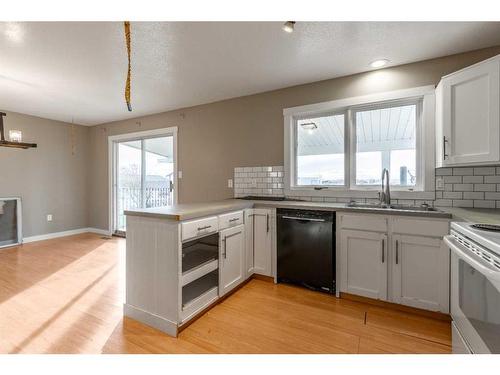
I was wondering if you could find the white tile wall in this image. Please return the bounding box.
[435,166,500,208]
[233,165,500,209]
[233,166,284,197]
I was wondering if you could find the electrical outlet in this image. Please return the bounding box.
[436,176,444,190]
[47,214,53,222]
[227,179,233,188]
[178,171,183,179]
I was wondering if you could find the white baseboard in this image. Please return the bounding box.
[87,227,112,236]
[124,303,178,337]
[23,227,112,243]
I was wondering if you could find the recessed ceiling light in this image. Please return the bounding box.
[282,21,296,33]
[370,59,390,69]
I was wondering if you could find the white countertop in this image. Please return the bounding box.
[124,198,453,221]
[439,207,500,224]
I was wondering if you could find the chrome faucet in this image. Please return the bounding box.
[379,168,391,206]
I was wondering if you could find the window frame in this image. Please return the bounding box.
[283,86,435,200]
[293,110,348,189]
[349,98,423,192]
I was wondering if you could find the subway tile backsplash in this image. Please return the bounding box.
[234,165,500,208]
[233,166,284,197]
[435,166,500,208]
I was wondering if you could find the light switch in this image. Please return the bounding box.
[47,214,53,222]
[178,171,183,179]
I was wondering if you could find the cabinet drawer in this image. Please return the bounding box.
[218,210,244,230]
[181,216,219,241]
[338,213,387,232]
[391,217,449,237]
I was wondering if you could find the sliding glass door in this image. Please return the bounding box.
[111,130,176,235]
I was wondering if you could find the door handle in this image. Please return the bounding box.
[280,216,325,222]
[381,238,385,263]
[395,239,399,265]
[266,213,269,233]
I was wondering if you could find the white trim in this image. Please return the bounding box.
[88,227,112,236]
[124,303,178,337]
[283,85,435,117]
[0,197,23,249]
[22,227,101,244]
[284,86,436,199]
[108,126,178,235]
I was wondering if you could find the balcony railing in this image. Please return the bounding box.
[117,185,173,231]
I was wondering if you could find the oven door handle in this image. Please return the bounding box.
[444,236,500,282]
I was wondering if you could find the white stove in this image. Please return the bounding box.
[451,221,500,256]
[444,222,500,354]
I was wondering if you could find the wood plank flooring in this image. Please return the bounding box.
[0,233,451,354]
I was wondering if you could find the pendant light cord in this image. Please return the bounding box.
[124,21,132,111]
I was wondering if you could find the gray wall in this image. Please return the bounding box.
[5,47,500,236]
[0,111,89,237]
[88,46,500,231]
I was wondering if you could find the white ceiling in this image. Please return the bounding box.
[1,22,500,126]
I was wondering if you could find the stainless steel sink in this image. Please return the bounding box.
[346,202,438,212]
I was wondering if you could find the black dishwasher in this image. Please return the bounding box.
[277,208,335,294]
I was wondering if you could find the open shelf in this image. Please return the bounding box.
[182,269,218,309]
[182,258,218,287]
[182,233,218,274]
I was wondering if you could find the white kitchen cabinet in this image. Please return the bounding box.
[340,229,388,300]
[338,213,450,313]
[391,234,449,313]
[436,54,500,167]
[244,209,254,278]
[219,224,245,296]
[253,208,273,277]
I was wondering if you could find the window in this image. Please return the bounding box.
[353,102,419,188]
[296,113,345,186]
[284,86,434,197]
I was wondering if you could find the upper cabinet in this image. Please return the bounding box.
[436,55,500,167]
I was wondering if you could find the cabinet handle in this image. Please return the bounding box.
[381,238,385,263]
[222,237,227,259]
[221,231,240,259]
[266,214,269,233]
[443,136,449,160]
[197,225,211,231]
[229,218,239,223]
[395,239,399,265]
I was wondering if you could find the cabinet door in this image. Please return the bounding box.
[253,208,272,276]
[219,225,245,296]
[442,57,500,165]
[391,234,449,313]
[340,229,388,301]
[244,209,254,279]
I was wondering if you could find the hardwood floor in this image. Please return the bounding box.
[0,233,451,354]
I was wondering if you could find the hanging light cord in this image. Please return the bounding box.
[124,21,132,111]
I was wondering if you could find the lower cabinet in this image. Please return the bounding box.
[244,209,254,279]
[391,234,449,312]
[219,224,245,296]
[252,208,273,277]
[340,229,388,301]
[338,213,450,313]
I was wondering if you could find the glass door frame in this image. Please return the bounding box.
[108,126,178,236]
